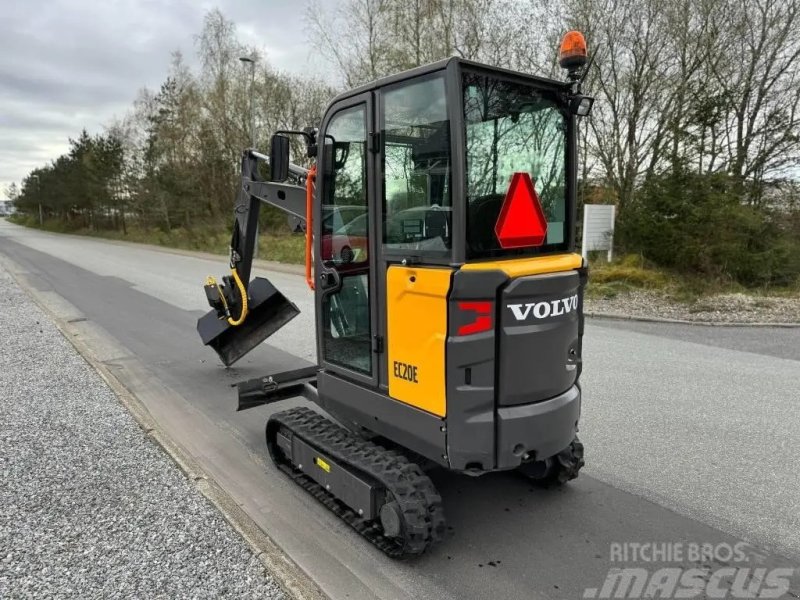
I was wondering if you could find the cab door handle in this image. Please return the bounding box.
[318,269,341,291]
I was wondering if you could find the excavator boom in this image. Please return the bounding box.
[197,148,310,366]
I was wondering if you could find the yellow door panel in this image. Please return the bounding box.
[386,266,452,417]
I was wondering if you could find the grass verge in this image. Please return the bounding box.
[587,253,799,301]
[8,216,306,264]
[7,217,796,299]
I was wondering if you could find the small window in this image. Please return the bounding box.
[382,75,452,255]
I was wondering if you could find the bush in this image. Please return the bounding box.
[616,171,800,287]
[8,213,35,227]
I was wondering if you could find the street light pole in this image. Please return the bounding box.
[239,56,256,149]
[239,55,258,257]
[31,174,42,226]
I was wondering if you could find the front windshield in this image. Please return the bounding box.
[463,71,568,258]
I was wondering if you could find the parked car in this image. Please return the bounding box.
[321,211,369,264]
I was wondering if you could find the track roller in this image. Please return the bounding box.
[266,407,445,558]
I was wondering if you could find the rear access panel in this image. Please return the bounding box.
[498,270,582,406]
[386,266,452,417]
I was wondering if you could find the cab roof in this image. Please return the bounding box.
[328,56,570,107]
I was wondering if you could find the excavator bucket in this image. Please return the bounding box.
[197,277,300,367]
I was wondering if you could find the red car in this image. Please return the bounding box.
[321,211,368,265]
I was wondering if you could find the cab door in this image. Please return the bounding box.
[315,93,378,387]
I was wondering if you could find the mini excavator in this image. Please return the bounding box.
[198,32,595,557]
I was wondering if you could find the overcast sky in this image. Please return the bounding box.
[0,0,325,199]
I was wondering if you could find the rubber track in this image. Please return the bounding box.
[266,407,445,558]
[519,436,585,485]
[554,437,585,484]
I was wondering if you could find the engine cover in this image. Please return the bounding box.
[498,270,583,406]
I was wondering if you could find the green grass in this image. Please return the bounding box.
[9,215,306,264]
[258,232,306,264]
[586,253,799,301]
[586,254,673,299]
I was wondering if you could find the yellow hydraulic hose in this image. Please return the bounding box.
[226,267,248,326]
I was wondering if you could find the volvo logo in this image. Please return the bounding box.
[507,294,579,321]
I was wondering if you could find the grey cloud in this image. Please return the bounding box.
[0,137,66,182]
[0,108,74,132]
[0,68,131,107]
[1,0,320,198]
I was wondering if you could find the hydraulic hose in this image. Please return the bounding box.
[305,164,317,291]
[226,267,248,326]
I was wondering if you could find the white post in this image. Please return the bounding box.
[606,205,616,262]
[581,206,589,260]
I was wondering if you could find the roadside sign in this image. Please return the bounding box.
[581,204,615,261]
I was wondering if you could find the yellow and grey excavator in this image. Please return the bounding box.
[198,32,594,557]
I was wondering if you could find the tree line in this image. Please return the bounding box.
[9,1,800,285]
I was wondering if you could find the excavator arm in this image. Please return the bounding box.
[197,146,311,366]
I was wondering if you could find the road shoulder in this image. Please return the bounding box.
[0,253,326,600]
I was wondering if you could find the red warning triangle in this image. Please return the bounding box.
[494,172,548,248]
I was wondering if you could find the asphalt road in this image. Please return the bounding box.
[1,219,798,599]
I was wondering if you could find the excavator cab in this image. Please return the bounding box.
[199,33,594,557]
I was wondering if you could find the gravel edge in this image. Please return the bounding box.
[586,310,800,328]
[585,288,800,325]
[0,256,327,600]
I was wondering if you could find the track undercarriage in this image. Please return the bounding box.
[264,405,584,557]
[234,363,585,558]
[266,407,446,557]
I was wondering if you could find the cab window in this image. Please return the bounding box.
[381,75,452,255]
[463,71,568,258]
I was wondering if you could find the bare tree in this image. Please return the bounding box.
[706,0,800,202]
[5,182,19,203]
[306,0,523,86]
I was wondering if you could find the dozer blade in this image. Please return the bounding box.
[197,276,300,367]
